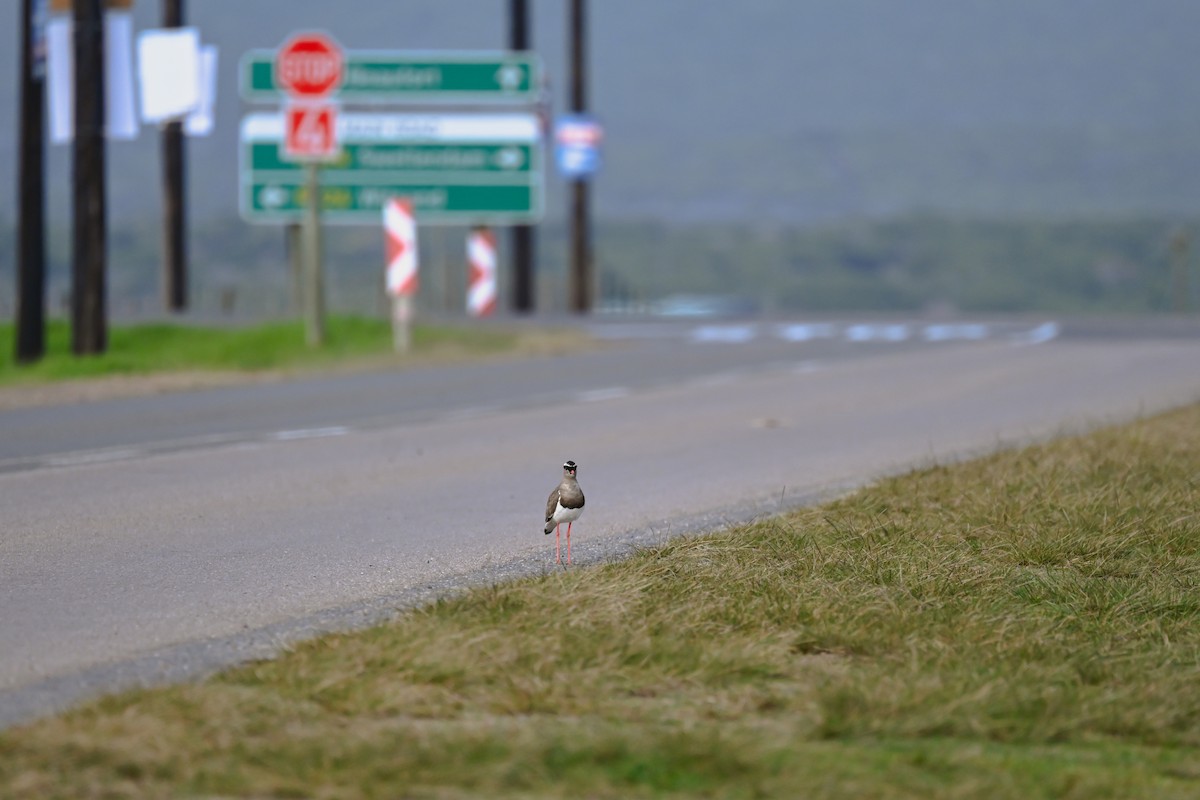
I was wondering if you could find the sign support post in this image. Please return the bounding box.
[273,30,343,346]
[303,162,325,346]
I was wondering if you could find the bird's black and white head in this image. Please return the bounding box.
[563,460,578,477]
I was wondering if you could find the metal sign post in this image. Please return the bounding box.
[273,31,344,347]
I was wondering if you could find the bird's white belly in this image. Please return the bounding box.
[553,502,583,525]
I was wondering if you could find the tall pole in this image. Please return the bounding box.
[568,0,591,314]
[509,0,535,313]
[16,0,47,363]
[72,0,107,355]
[161,0,187,311]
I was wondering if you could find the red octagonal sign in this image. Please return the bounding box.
[276,32,344,98]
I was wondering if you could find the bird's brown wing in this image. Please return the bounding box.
[545,485,561,523]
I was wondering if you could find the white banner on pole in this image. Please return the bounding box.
[46,16,72,144]
[184,45,219,137]
[137,26,200,123]
[46,11,140,144]
[105,11,138,140]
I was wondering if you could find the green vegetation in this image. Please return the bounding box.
[592,216,1200,314]
[3,404,1199,798]
[0,317,573,388]
[5,215,1194,320]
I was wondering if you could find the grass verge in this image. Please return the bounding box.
[2,405,1199,798]
[0,317,590,388]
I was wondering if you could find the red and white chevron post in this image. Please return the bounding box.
[384,198,418,297]
[466,226,497,317]
[383,197,418,351]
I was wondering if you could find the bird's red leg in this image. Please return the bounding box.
[555,524,562,564]
[566,522,572,565]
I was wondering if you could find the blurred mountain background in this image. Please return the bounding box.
[2,0,1200,316]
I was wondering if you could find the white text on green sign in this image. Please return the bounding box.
[241,50,542,104]
[239,112,543,225]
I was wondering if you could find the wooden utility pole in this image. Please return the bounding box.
[161,0,187,311]
[16,0,47,363]
[72,0,107,355]
[568,0,592,314]
[509,0,535,313]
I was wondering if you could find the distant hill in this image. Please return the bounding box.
[3,0,1200,229]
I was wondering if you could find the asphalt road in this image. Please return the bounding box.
[3,318,1199,728]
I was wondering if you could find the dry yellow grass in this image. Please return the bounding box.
[2,405,1199,798]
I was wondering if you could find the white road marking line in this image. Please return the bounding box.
[691,325,758,343]
[923,323,989,341]
[845,323,911,342]
[440,406,502,421]
[576,387,631,403]
[690,372,740,388]
[43,449,142,468]
[269,426,350,441]
[775,323,837,342]
[1011,322,1061,345]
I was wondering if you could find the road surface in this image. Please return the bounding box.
[2,318,1199,727]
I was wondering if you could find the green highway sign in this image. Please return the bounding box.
[245,183,536,220]
[239,112,544,225]
[247,142,535,174]
[241,50,542,104]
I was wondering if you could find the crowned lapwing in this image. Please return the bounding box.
[545,460,585,565]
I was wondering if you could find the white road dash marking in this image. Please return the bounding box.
[270,426,350,441]
[690,372,740,388]
[691,325,757,343]
[923,323,989,342]
[1011,322,1061,345]
[845,323,911,342]
[441,406,501,421]
[44,449,142,468]
[776,323,837,342]
[576,387,631,403]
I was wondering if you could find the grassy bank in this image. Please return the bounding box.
[2,405,1199,798]
[0,317,585,389]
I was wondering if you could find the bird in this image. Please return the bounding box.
[544,460,585,565]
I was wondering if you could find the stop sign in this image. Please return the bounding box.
[276,32,344,98]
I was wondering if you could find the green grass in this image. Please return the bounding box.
[0,317,580,388]
[3,406,1199,798]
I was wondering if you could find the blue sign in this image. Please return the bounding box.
[554,114,603,178]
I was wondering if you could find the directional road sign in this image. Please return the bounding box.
[240,50,542,105]
[240,112,544,225]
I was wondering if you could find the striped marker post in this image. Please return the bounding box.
[466,227,497,317]
[384,197,418,351]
